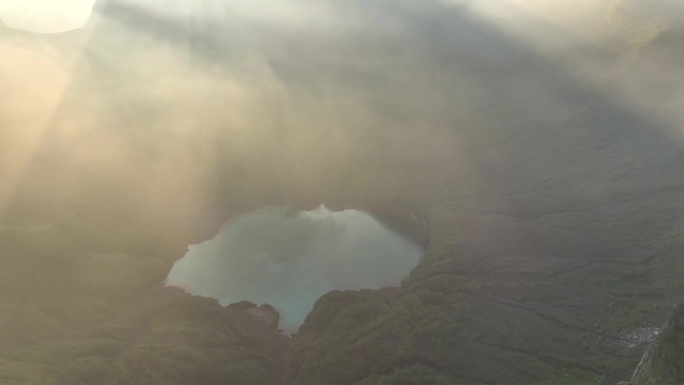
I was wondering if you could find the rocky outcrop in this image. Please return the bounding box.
[629,305,684,385]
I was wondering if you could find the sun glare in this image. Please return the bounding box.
[0,0,96,33]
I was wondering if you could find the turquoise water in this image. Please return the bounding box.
[165,206,423,331]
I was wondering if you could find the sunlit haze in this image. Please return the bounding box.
[1,0,684,383]
[0,0,96,32]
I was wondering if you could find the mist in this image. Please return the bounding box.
[0,0,679,309]
[1,0,682,312]
[2,0,684,383]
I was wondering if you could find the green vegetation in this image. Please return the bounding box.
[0,359,74,385]
[2,294,286,385]
[631,305,684,385]
[288,272,475,385]
[1,0,683,384]
[357,364,452,385]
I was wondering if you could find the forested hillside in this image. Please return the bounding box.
[1,0,684,383]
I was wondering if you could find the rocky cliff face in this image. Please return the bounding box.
[629,305,684,385]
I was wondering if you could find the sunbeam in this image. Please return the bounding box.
[0,1,98,220]
[1,0,684,383]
